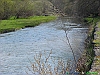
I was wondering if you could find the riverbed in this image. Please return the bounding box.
[0,17,88,75]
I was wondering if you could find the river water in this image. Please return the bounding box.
[0,17,88,75]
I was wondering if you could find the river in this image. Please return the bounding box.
[0,17,88,75]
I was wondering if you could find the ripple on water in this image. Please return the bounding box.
[0,19,88,75]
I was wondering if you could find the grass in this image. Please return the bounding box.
[0,16,56,34]
[84,17,100,23]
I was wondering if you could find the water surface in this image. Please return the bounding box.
[0,17,88,75]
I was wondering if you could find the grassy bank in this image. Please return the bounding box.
[0,16,56,34]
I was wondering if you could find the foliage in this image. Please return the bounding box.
[76,0,100,17]
[0,0,99,19]
[0,0,55,20]
[49,0,100,17]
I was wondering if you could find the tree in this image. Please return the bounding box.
[0,0,56,19]
[0,0,15,19]
[76,0,100,17]
[14,0,34,18]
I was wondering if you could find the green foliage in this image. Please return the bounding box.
[84,18,94,24]
[0,0,54,20]
[84,17,100,24]
[94,17,100,23]
[0,16,56,33]
[8,16,17,20]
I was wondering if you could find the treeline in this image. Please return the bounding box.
[0,0,54,20]
[0,0,100,19]
[49,0,100,17]
[76,0,100,17]
[48,0,78,16]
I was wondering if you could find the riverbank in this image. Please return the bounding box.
[76,17,100,75]
[89,21,100,75]
[0,16,56,34]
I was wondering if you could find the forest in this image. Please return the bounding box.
[0,0,100,20]
[49,0,100,17]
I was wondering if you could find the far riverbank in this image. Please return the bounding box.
[0,16,56,34]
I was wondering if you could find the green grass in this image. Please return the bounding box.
[84,17,100,25]
[0,16,56,33]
